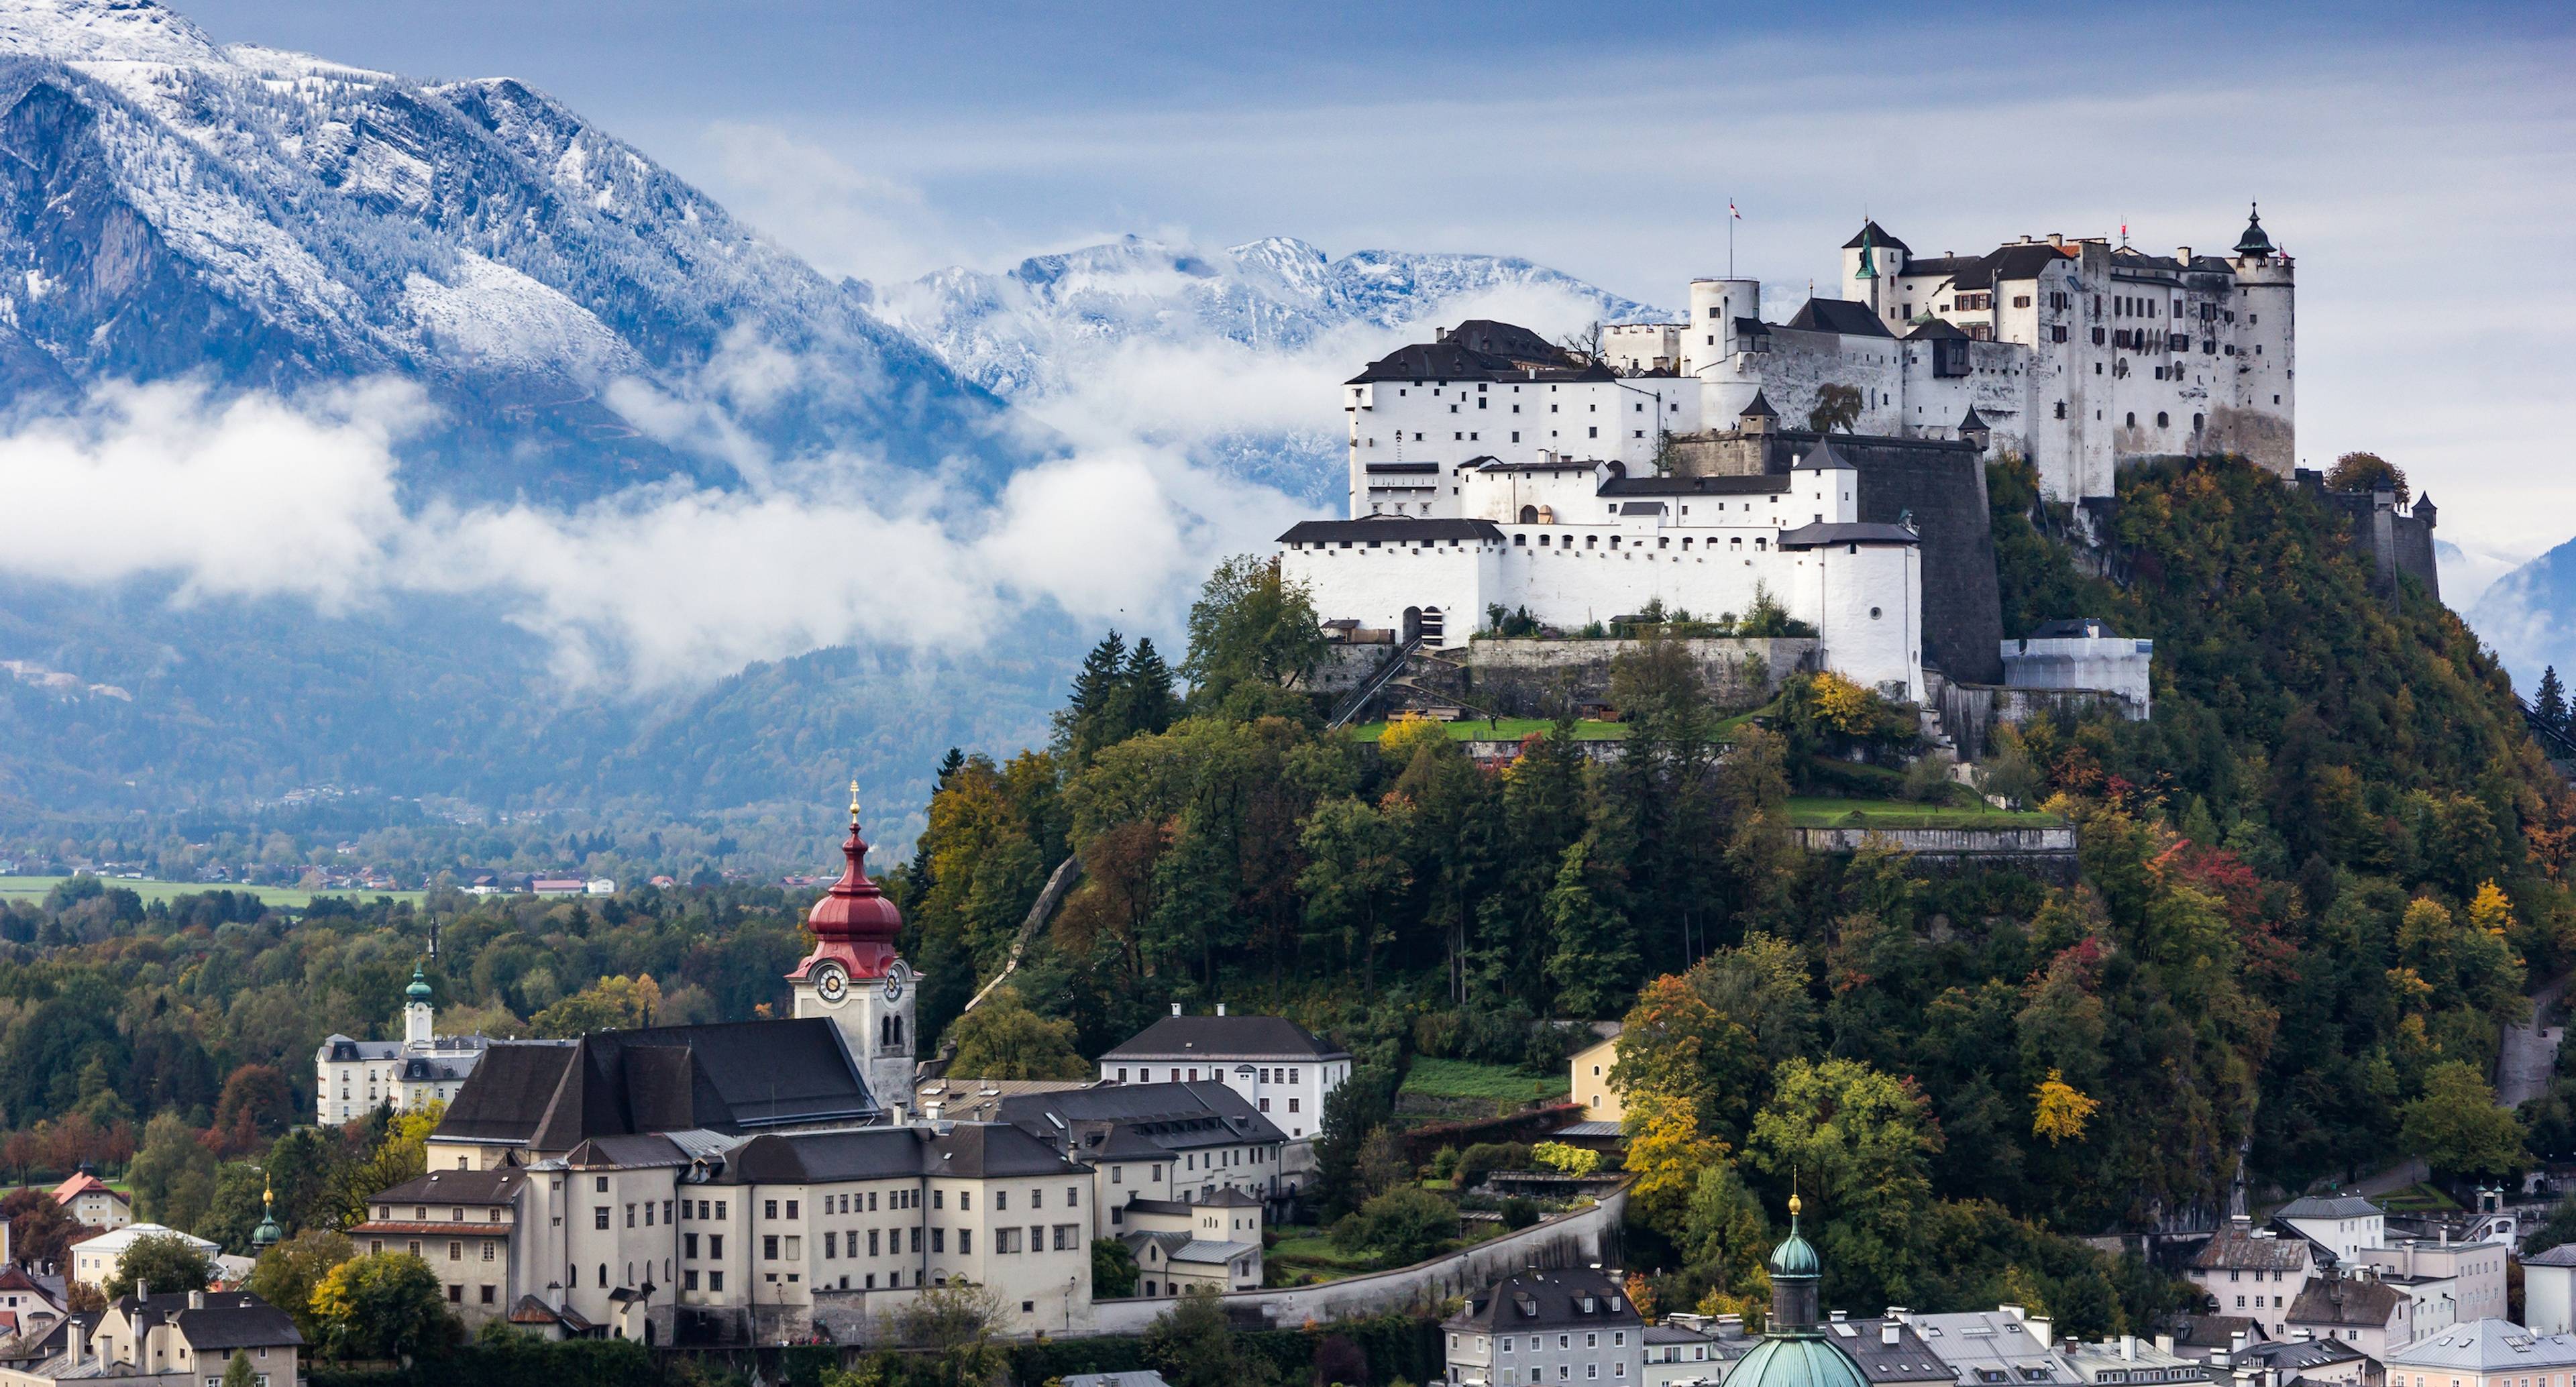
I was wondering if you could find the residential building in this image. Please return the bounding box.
[1904,1306,2081,1387]
[2189,1217,2319,1341]
[2273,1197,2386,1270]
[2383,1321,2576,1387]
[2521,1245,2576,1336]
[66,1226,219,1294]
[0,1270,60,1349]
[1119,1192,1263,1296]
[50,1175,127,1232]
[314,965,498,1124]
[2226,1334,2376,1387]
[0,1289,302,1387]
[2056,1334,2212,1387]
[1444,1268,1642,1387]
[985,1080,1293,1212]
[2286,1272,2413,1360]
[1642,1321,1723,1387]
[2360,1238,2509,1334]
[1098,1007,1351,1152]
[2154,1317,2265,1365]
[347,1169,526,1325]
[1822,1313,1955,1387]
[1572,1030,1623,1124]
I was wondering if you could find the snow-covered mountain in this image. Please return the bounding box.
[0,0,1012,503]
[888,235,1666,502]
[2469,533,2576,696]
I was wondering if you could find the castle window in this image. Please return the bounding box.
[2125,413,2137,427]
[2055,402,2068,419]
[2157,412,2169,428]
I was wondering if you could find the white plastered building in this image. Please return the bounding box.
[315,964,492,1124]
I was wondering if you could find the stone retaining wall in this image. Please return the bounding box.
[1089,1184,1627,1337]
[1794,825,2080,882]
[1462,637,1813,716]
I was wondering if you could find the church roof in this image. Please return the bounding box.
[433,1019,876,1151]
[1728,1332,1876,1387]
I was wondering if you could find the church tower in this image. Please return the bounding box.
[403,964,434,1047]
[789,784,920,1121]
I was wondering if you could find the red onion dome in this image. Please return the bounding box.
[808,783,902,945]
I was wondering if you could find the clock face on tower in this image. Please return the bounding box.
[812,959,849,1007]
[883,959,912,1003]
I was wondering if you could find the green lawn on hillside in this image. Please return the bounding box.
[1783,798,2065,830]
[0,875,427,910]
[1399,1057,1571,1105]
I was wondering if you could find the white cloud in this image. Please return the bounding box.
[0,378,1303,690]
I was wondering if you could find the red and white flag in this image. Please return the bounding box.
[1729,200,1741,220]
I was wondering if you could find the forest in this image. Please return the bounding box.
[0,454,2566,1343]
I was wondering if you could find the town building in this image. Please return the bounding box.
[313,965,498,1124]
[2383,1321,2576,1387]
[0,1270,60,1350]
[1904,1306,2082,1387]
[2273,1196,2387,1270]
[50,1174,127,1232]
[1837,1315,1986,1387]
[2521,1245,2576,1335]
[2358,1237,2509,1335]
[0,1290,302,1387]
[2225,1334,2376,1387]
[1713,1199,1872,1387]
[2284,1272,2412,1360]
[1442,1268,1643,1387]
[66,1227,219,1294]
[1118,1192,1263,1296]
[1641,1321,1724,1387]
[1571,1030,1623,1124]
[347,1168,525,1319]
[1098,1007,1351,1148]
[916,1078,1295,1212]
[2188,1217,2320,1341]
[2055,1334,2211,1387]
[2000,619,2154,720]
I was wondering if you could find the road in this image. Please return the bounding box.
[2499,973,2571,1109]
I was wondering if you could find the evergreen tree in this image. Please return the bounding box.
[2539,666,2569,735]
[1053,632,1132,768]
[1124,638,1177,738]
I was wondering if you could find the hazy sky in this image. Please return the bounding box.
[174,0,2576,561]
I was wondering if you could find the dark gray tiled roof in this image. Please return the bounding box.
[996,1081,1287,1160]
[715,1122,1083,1184]
[368,1169,525,1205]
[1279,518,1504,545]
[2192,1226,2312,1272]
[115,1291,303,1352]
[2274,1196,2380,1221]
[1448,1270,1640,1332]
[435,1018,875,1151]
[1786,296,1896,338]
[1777,522,1921,548]
[1103,1015,1350,1060]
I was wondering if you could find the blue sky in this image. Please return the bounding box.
[175,0,2576,565]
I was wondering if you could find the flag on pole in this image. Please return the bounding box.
[1729,200,1741,220]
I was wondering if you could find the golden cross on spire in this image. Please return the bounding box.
[848,779,862,825]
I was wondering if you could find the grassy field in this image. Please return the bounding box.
[1783,798,2066,830]
[1399,1057,1571,1105]
[1349,718,1628,742]
[0,875,428,910]
[2375,1182,2457,1213]
[1265,1230,1391,1284]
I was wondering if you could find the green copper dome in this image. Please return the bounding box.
[1727,1334,1874,1387]
[1768,1194,1821,1278]
[407,964,433,1003]
[251,1182,282,1249]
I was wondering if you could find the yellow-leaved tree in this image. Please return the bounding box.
[2030,1069,2101,1144]
[1623,1091,1728,1231]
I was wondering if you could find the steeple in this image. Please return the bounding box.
[252,1180,282,1250]
[803,780,905,976]
[1768,1193,1823,1331]
[1852,224,1880,280]
[2235,203,2274,258]
[403,962,433,1046]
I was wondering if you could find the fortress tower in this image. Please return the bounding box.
[788,785,920,1119]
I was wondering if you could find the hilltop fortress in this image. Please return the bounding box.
[1281,210,2296,699]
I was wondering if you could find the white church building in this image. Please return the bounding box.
[315,964,494,1123]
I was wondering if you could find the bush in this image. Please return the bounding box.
[1331,1187,1457,1264]
[1454,1142,1532,1190]
[1428,1146,1460,1182]
[1501,1197,1540,1230]
[1529,1142,1600,1176]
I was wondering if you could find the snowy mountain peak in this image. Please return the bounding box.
[0,0,217,65]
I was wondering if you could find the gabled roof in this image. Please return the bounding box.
[1794,439,1858,472]
[1843,221,1910,252]
[1103,1015,1350,1061]
[367,1168,526,1205]
[1785,297,1895,338]
[2275,1195,2380,1221]
[50,1174,119,1206]
[1905,1311,2081,1383]
[1348,322,1614,386]
[2231,1339,2367,1372]
[1448,1269,1639,1332]
[1828,1317,1957,1384]
[2192,1223,2312,1272]
[2387,1321,2576,1372]
[996,1081,1288,1159]
[1904,319,1969,341]
[714,1123,1083,1184]
[111,1290,303,1352]
[2286,1277,2404,1328]
[2524,1244,2576,1268]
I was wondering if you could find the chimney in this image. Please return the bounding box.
[1883,1325,1900,1345]
[66,1323,84,1367]
[2122,1335,2136,1361]
[136,1280,148,1305]
[2155,1335,2175,1356]
[188,1290,204,1309]
[2231,1332,2247,1352]
[1216,1003,1226,1017]
[2212,1353,2231,1371]
[2177,246,2194,262]
[2031,1317,2054,1351]
[2048,233,2065,247]
[2002,1303,2027,1322]
[1831,1311,1848,1323]
[1171,1002,1182,1017]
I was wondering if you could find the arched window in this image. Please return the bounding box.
[598,1264,608,1287]
[2157,411,2170,428]
[2125,412,2137,428]
[1519,505,1538,524]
